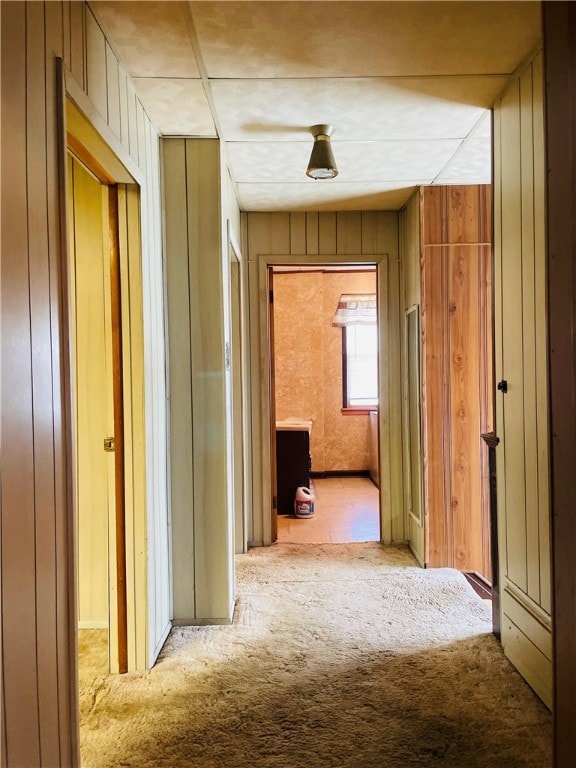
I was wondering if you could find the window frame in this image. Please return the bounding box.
[341,324,379,415]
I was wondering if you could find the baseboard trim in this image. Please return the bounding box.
[172,618,232,627]
[464,572,492,600]
[310,470,370,478]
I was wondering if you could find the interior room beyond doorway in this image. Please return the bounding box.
[277,476,379,543]
[272,265,381,544]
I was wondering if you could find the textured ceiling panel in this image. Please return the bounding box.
[226,139,463,183]
[210,78,502,142]
[133,79,216,136]
[436,137,492,183]
[189,1,541,78]
[237,182,419,212]
[90,1,541,211]
[91,1,200,77]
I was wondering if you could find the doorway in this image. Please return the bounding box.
[67,152,126,675]
[269,265,381,544]
[65,97,149,679]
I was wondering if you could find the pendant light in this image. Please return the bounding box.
[306,124,338,179]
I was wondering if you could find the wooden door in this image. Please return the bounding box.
[493,52,552,707]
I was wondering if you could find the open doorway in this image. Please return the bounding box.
[65,97,149,690]
[67,152,124,678]
[269,265,381,544]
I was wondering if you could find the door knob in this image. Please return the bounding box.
[497,380,508,393]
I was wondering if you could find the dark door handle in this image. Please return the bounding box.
[497,380,508,393]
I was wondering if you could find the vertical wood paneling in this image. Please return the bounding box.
[46,7,77,762]
[126,79,138,163]
[1,4,42,765]
[69,0,85,89]
[26,4,61,764]
[318,211,336,254]
[186,139,232,620]
[163,138,234,622]
[163,140,195,619]
[118,65,130,152]
[532,52,551,614]
[62,1,71,71]
[336,211,362,254]
[289,212,306,255]
[421,248,448,565]
[520,65,540,603]
[543,3,576,757]
[85,7,107,121]
[419,186,492,576]
[494,49,552,707]
[500,82,528,592]
[305,212,319,255]
[387,250,404,543]
[105,43,121,138]
[4,1,170,762]
[399,191,424,564]
[448,245,482,571]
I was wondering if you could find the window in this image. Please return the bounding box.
[342,324,378,409]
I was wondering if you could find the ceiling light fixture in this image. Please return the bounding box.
[306,124,338,180]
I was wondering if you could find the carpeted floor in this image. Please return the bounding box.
[80,543,552,767]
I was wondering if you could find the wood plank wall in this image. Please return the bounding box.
[162,138,237,623]
[1,2,169,764]
[244,211,404,547]
[493,50,552,707]
[543,3,576,761]
[419,185,493,577]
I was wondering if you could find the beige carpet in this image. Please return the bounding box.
[80,543,552,767]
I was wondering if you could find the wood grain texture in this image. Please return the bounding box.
[419,186,493,576]
[421,246,448,566]
[3,2,171,761]
[1,5,42,764]
[543,3,576,759]
[163,140,195,619]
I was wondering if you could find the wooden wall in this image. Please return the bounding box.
[1,2,169,764]
[420,185,493,577]
[162,138,236,623]
[543,2,576,760]
[493,50,552,707]
[274,270,377,472]
[244,212,404,547]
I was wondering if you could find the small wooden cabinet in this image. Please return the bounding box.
[275,423,311,514]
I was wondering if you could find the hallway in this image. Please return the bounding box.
[79,543,551,767]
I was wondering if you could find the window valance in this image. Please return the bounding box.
[332,294,377,326]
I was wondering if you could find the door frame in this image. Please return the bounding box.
[257,253,392,546]
[67,153,127,672]
[61,72,149,672]
[228,230,252,554]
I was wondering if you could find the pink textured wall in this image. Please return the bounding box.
[274,271,376,472]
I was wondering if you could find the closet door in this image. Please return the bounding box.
[493,52,552,707]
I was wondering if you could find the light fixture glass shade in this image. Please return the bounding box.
[306,124,338,179]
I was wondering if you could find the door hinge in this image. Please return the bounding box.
[104,436,115,452]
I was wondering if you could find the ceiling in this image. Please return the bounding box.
[90,1,541,212]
